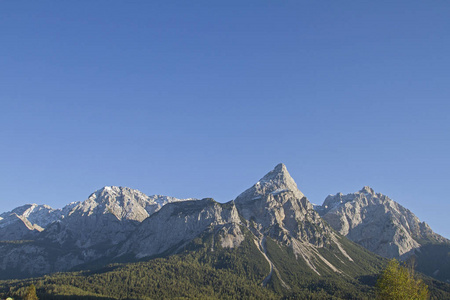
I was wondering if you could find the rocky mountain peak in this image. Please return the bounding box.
[119,198,244,259]
[89,186,123,201]
[260,163,297,189]
[236,163,305,203]
[316,188,449,260]
[0,204,64,233]
[0,165,369,281]
[264,163,288,177]
[41,186,196,251]
[235,164,337,249]
[359,186,375,195]
[71,186,157,222]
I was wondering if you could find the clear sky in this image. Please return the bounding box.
[1,2,449,238]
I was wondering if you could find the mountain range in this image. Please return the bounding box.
[314,186,450,283]
[1,164,449,299]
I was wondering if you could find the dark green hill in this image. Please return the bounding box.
[413,243,450,283]
[2,227,449,300]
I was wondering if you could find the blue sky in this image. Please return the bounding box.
[1,2,449,237]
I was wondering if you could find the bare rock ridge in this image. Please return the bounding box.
[315,186,450,283]
[0,164,357,279]
[72,186,195,222]
[0,213,43,241]
[0,186,194,278]
[315,186,449,259]
[0,204,68,241]
[0,164,448,283]
[235,163,353,276]
[1,186,194,245]
[236,163,305,202]
[119,163,354,279]
[118,198,244,259]
[41,186,195,250]
[236,163,323,246]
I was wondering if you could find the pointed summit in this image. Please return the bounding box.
[91,186,119,198]
[266,162,287,175]
[261,163,289,181]
[235,163,306,208]
[234,163,353,273]
[274,162,287,172]
[254,163,304,199]
[359,186,374,195]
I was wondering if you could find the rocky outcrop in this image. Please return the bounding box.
[0,204,68,241]
[28,186,194,248]
[8,165,440,280]
[235,164,353,275]
[236,164,331,247]
[1,204,57,228]
[0,214,43,241]
[316,186,449,259]
[0,186,194,278]
[119,198,243,259]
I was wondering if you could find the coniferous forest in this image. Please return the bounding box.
[2,232,450,300]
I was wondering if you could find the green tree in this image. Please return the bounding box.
[23,284,38,300]
[376,259,428,300]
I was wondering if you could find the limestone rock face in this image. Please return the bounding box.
[235,163,331,247]
[235,164,354,276]
[0,214,43,241]
[9,166,438,280]
[1,204,61,227]
[65,186,192,223]
[0,204,67,240]
[317,187,449,259]
[0,186,194,278]
[42,186,194,248]
[119,198,243,259]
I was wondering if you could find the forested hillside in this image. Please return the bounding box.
[2,230,450,299]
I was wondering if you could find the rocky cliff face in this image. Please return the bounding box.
[236,164,330,246]
[0,214,43,241]
[0,186,194,244]
[6,186,194,248]
[68,186,193,222]
[1,204,61,227]
[235,164,354,276]
[0,165,362,279]
[316,186,449,259]
[42,186,189,248]
[6,165,448,282]
[0,186,194,278]
[0,204,69,241]
[119,198,244,259]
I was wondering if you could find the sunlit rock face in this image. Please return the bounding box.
[0,204,69,241]
[317,186,448,259]
[0,186,195,278]
[42,186,194,249]
[235,163,332,247]
[118,198,244,259]
[235,164,354,276]
[9,164,440,279]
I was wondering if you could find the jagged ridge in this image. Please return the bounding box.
[315,186,450,282]
[0,164,447,287]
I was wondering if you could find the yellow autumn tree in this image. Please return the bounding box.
[23,284,39,300]
[376,259,428,300]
